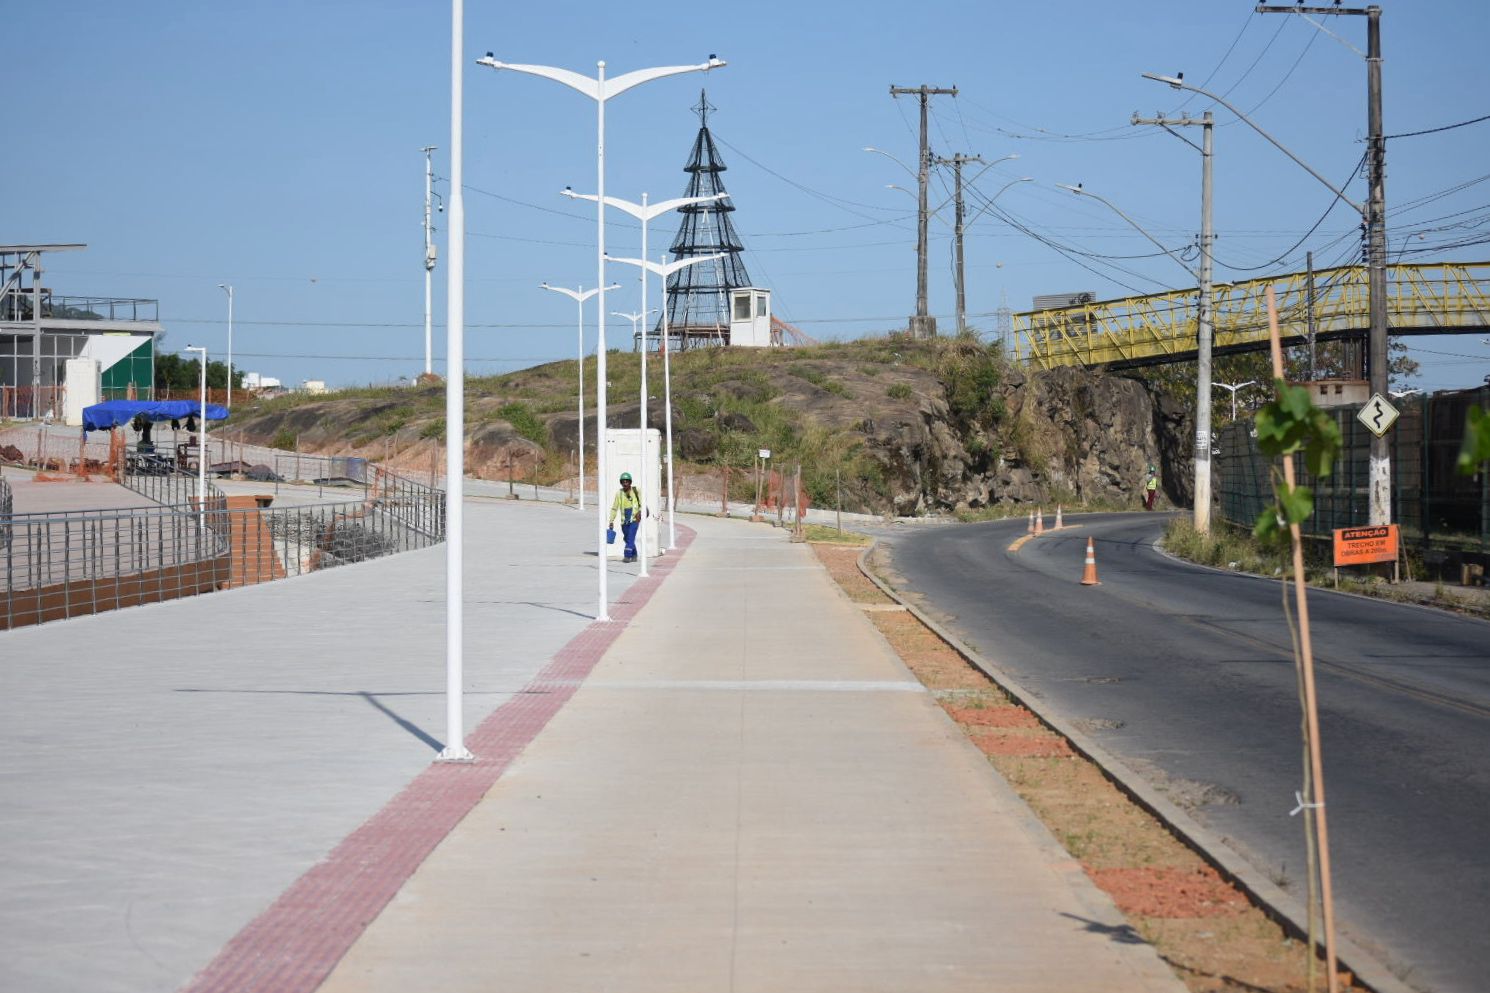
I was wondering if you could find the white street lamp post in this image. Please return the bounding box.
[607,251,727,550]
[541,282,617,511]
[612,308,657,574]
[564,187,727,565]
[438,0,473,763]
[477,52,726,622]
[184,345,208,517]
[1213,380,1258,422]
[217,284,233,408]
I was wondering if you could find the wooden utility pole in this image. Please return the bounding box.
[890,83,957,338]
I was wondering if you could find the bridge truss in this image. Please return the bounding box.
[1012,262,1490,371]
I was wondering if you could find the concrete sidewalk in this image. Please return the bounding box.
[307,515,1182,993]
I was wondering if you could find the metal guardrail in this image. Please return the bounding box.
[0,476,12,551]
[42,296,159,322]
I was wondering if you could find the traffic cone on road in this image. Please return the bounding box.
[1027,510,1034,534]
[1034,508,1045,535]
[1081,537,1101,586]
[1055,505,1064,529]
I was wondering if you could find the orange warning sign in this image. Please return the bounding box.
[1333,525,1399,567]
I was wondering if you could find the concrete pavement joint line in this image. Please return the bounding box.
[856,539,1418,993]
[175,526,697,993]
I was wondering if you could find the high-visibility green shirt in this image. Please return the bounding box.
[1146,476,1159,491]
[610,487,642,522]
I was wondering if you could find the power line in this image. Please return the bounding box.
[1384,112,1490,140]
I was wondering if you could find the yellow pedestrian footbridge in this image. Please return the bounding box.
[1011,262,1490,370]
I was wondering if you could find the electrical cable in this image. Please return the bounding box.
[1211,153,1366,272]
[1384,112,1490,140]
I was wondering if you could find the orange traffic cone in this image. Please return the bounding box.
[1055,505,1064,529]
[1034,507,1045,535]
[1081,537,1100,586]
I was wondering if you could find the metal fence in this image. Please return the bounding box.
[1,476,12,551]
[1217,385,1490,560]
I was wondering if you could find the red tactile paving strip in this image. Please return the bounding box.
[179,526,697,993]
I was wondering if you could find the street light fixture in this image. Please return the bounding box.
[540,281,619,512]
[1141,67,1391,528]
[477,52,726,622]
[561,187,728,570]
[611,306,659,576]
[1060,180,1216,532]
[216,285,233,408]
[1212,380,1259,421]
[606,251,727,550]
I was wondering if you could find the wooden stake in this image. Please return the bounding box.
[1266,285,1340,993]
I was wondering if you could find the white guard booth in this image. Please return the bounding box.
[729,287,772,347]
[603,427,661,559]
[62,358,102,427]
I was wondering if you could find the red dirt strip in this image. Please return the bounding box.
[178,527,696,993]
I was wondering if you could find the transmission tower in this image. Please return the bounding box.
[659,91,753,349]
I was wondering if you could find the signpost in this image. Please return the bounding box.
[1357,393,1399,438]
[1333,523,1400,585]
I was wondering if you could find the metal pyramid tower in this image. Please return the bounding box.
[660,91,752,346]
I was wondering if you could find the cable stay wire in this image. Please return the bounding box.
[711,135,905,218]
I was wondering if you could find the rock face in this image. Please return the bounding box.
[853,365,1181,515]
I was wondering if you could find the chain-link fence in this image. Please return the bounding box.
[1217,385,1490,561]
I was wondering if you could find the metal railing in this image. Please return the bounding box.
[1014,261,1490,370]
[121,454,225,507]
[1,476,12,550]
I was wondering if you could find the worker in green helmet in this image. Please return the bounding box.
[609,471,644,563]
[1144,465,1160,511]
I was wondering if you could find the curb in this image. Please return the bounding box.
[856,538,1418,993]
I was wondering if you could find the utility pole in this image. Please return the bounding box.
[1258,2,1388,525]
[933,152,984,335]
[1132,110,1215,533]
[1306,250,1318,380]
[422,145,439,378]
[890,83,957,338]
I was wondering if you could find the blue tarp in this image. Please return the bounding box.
[81,399,230,433]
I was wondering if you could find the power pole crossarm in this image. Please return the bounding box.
[890,84,957,338]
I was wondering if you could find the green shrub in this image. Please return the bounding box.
[887,383,914,401]
[270,428,297,451]
[498,402,547,445]
[420,418,446,442]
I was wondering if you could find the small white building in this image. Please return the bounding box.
[728,287,772,348]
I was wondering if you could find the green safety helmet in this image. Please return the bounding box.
[619,472,632,483]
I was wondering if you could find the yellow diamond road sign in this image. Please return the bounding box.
[1357,393,1400,437]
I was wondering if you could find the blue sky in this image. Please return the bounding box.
[6,1,1489,392]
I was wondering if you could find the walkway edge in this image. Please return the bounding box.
[177,528,697,993]
[855,540,1417,993]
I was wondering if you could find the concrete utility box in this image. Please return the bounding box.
[62,358,101,426]
[729,287,772,348]
[1292,379,1369,409]
[603,427,661,559]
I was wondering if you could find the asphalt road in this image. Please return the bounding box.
[885,513,1490,993]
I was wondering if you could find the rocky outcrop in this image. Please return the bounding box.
[853,365,1176,515]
